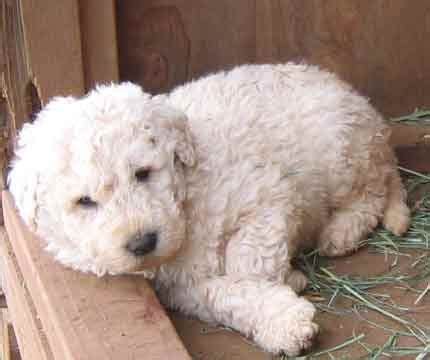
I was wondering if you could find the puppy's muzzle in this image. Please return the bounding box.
[126,231,158,256]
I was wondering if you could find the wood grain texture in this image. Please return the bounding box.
[19,0,85,103]
[2,191,191,360]
[79,0,119,90]
[0,0,84,152]
[259,0,430,118]
[117,0,430,117]
[0,228,53,360]
[1,309,11,360]
[0,0,30,139]
[117,0,256,93]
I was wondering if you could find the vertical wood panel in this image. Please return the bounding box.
[117,2,190,93]
[117,0,256,93]
[0,229,53,360]
[79,0,119,90]
[1,0,31,138]
[20,0,85,103]
[256,0,430,117]
[255,0,282,63]
[118,0,430,117]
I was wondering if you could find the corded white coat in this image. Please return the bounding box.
[9,63,410,355]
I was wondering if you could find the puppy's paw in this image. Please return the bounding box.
[254,299,318,356]
[383,202,410,236]
[286,270,308,293]
[318,215,369,257]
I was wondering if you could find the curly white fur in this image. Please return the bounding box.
[8,63,410,355]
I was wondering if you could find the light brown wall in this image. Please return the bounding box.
[117,0,430,117]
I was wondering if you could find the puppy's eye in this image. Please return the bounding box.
[135,168,151,182]
[76,196,98,208]
[174,153,180,165]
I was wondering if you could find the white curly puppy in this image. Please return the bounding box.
[8,63,410,355]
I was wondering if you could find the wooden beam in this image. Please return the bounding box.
[0,0,85,153]
[0,228,53,360]
[19,0,85,103]
[0,0,31,140]
[79,0,119,90]
[1,309,11,360]
[2,191,191,360]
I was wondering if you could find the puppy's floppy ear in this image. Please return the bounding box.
[156,106,196,167]
[8,154,40,231]
[8,96,75,230]
[8,121,43,231]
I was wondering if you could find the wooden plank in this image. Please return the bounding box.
[117,0,190,93]
[1,0,84,165]
[258,0,430,118]
[2,191,191,360]
[117,0,430,117]
[0,0,30,140]
[79,0,119,90]
[117,0,256,93]
[1,308,23,360]
[19,0,85,103]
[1,309,11,360]
[2,309,23,360]
[255,0,284,64]
[0,228,52,360]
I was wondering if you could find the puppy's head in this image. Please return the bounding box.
[8,83,195,276]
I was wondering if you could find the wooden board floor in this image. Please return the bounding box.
[0,298,21,360]
[4,248,430,359]
[169,248,430,359]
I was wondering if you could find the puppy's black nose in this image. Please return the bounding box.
[126,232,158,256]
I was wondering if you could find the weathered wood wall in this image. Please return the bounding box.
[0,0,87,208]
[0,0,121,188]
[117,0,430,118]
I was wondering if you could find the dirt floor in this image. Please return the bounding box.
[170,247,430,359]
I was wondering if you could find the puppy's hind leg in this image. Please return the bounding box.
[285,269,309,293]
[319,167,410,257]
[383,171,410,236]
[318,193,385,257]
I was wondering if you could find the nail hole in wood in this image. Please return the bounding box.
[25,82,41,122]
[0,95,8,128]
